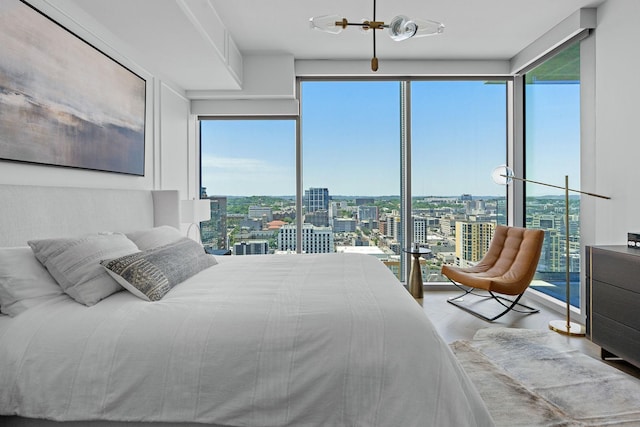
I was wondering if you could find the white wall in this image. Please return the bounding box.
[583,0,640,246]
[0,0,190,196]
[158,83,191,196]
[4,0,636,248]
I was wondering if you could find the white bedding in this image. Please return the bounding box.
[0,253,494,426]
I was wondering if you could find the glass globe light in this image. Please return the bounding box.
[309,15,345,34]
[388,15,417,41]
[410,18,445,38]
[491,165,514,185]
[388,16,444,41]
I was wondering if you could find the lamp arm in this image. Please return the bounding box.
[503,175,610,200]
[493,166,610,336]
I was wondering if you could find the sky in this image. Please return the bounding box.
[200,80,580,198]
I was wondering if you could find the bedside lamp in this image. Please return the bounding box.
[180,199,211,242]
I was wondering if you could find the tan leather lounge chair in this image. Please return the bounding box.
[441,225,545,321]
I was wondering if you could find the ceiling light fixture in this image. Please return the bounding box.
[309,0,444,72]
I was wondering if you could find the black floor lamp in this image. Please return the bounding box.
[492,165,610,336]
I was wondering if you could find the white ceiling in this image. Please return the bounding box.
[68,0,605,91]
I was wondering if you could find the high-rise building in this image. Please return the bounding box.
[440,217,455,237]
[413,217,428,244]
[277,224,334,253]
[465,199,486,215]
[305,209,329,227]
[328,201,348,219]
[234,240,269,255]
[455,221,495,267]
[240,218,263,231]
[385,215,401,241]
[355,198,375,206]
[305,187,329,212]
[248,206,273,221]
[532,214,556,229]
[357,205,378,223]
[378,220,387,236]
[201,196,227,253]
[360,219,378,231]
[333,218,356,233]
[543,228,564,272]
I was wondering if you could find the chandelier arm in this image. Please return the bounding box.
[371,0,378,71]
[503,175,611,199]
[371,27,378,71]
[343,21,386,30]
[310,0,444,72]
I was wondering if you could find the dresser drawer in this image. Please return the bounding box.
[589,247,640,293]
[590,279,640,331]
[591,313,640,368]
[586,245,640,370]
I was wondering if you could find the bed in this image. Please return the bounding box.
[0,184,494,427]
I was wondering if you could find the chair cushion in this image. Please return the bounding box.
[441,264,498,292]
[441,226,544,295]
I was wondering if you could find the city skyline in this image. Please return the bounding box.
[199,190,576,304]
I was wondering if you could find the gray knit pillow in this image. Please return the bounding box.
[125,225,183,251]
[28,233,139,306]
[101,237,217,301]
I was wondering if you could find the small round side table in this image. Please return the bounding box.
[403,247,431,299]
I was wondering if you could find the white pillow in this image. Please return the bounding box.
[126,225,183,251]
[0,247,65,316]
[28,233,139,306]
[101,237,217,301]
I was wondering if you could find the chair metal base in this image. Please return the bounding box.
[446,279,539,322]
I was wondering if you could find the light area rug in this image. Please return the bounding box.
[450,328,640,427]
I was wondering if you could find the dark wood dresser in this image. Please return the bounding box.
[586,245,640,368]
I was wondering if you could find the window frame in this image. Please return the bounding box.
[198,116,299,253]
[199,76,514,287]
[515,33,589,314]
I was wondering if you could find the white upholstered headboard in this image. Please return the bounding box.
[0,184,180,247]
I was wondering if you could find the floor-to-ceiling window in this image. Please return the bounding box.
[524,42,581,306]
[198,79,508,284]
[298,79,508,281]
[411,80,507,282]
[199,119,296,255]
[300,81,403,277]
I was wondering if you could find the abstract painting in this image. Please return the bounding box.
[0,0,146,175]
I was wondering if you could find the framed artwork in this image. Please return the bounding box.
[0,0,146,176]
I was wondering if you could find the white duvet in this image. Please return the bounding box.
[0,253,493,426]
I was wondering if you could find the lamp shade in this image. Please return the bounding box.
[180,199,211,224]
[491,165,514,185]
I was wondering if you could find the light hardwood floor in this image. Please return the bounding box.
[418,289,640,380]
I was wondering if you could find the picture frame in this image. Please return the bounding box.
[0,0,146,176]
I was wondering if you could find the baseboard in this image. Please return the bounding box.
[424,282,587,325]
[522,288,586,325]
